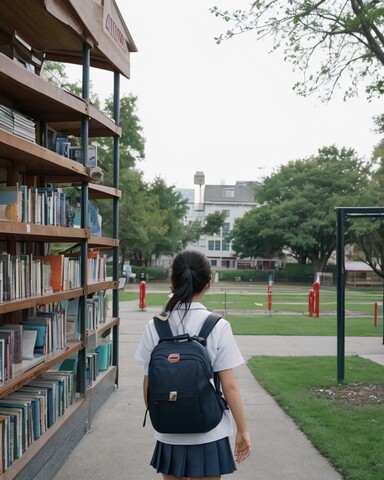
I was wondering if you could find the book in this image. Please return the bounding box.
[0,407,22,462]
[0,187,22,222]
[35,254,64,292]
[0,253,10,302]
[66,297,80,341]
[0,332,12,381]
[0,325,23,364]
[23,316,51,355]
[22,330,37,360]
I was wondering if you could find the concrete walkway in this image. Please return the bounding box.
[53,301,384,480]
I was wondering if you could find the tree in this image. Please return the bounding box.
[43,60,100,106]
[180,219,203,249]
[231,206,285,259]
[348,134,384,278]
[211,1,384,100]
[350,217,384,278]
[147,177,189,261]
[203,211,228,235]
[101,94,145,173]
[231,146,371,273]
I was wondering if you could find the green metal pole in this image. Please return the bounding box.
[78,41,90,395]
[112,71,120,385]
[336,208,345,383]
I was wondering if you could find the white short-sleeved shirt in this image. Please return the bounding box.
[135,302,244,445]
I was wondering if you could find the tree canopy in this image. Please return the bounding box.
[231,146,371,273]
[211,1,384,100]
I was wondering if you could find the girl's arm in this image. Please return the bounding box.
[218,368,251,463]
[143,375,148,407]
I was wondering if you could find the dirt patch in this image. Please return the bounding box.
[311,383,384,406]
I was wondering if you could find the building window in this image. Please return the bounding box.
[223,188,234,198]
[222,223,230,235]
[222,240,230,251]
[211,260,217,267]
[222,209,230,218]
[208,240,221,251]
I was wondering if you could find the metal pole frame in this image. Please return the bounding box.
[78,42,90,395]
[112,71,120,386]
[335,207,384,383]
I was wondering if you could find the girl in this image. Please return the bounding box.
[135,249,251,480]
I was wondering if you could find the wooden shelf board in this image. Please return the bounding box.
[88,183,122,200]
[0,222,89,242]
[0,341,83,398]
[97,317,120,336]
[88,236,119,248]
[0,288,84,315]
[0,128,88,180]
[86,280,117,295]
[0,54,120,137]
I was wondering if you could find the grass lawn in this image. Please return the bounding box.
[119,285,384,336]
[248,356,384,480]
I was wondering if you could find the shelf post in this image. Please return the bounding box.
[78,41,91,395]
[112,71,120,385]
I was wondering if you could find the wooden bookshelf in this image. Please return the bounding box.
[0,0,135,477]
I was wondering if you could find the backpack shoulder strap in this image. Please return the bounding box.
[198,313,222,340]
[153,313,173,339]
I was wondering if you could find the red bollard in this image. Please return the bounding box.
[313,280,320,318]
[139,280,146,310]
[308,289,315,317]
[374,302,378,327]
[267,284,272,313]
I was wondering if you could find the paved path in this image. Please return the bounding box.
[53,302,384,479]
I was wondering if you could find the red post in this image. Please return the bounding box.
[374,302,378,327]
[308,289,314,317]
[267,283,272,313]
[313,280,320,318]
[139,280,146,310]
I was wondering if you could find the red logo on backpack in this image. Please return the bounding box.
[168,353,180,363]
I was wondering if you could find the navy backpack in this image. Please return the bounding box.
[144,313,228,434]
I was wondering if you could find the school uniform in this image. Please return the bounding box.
[135,302,245,478]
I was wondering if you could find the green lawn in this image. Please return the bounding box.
[248,356,384,480]
[119,285,384,336]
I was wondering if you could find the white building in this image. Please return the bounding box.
[179,180,264,268]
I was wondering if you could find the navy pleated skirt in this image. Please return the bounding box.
[150,437,236,478]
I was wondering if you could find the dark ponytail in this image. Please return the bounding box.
[165,250,211,313]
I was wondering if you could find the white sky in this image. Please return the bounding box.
[69,0,383,190]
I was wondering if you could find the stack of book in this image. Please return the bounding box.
[0,325,23,383]
[86,290,108,330]
[23,309,67,357]
[0,253,52,302]
[0,106,13,134]
[0,185,67,226]
[0,368,75,473]
[0,252,84,302]
[0,105,35,142]
[87,249,106,283]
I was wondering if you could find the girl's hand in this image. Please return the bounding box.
[234,431,251,463]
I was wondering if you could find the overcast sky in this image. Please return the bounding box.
[77,0,383,190]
